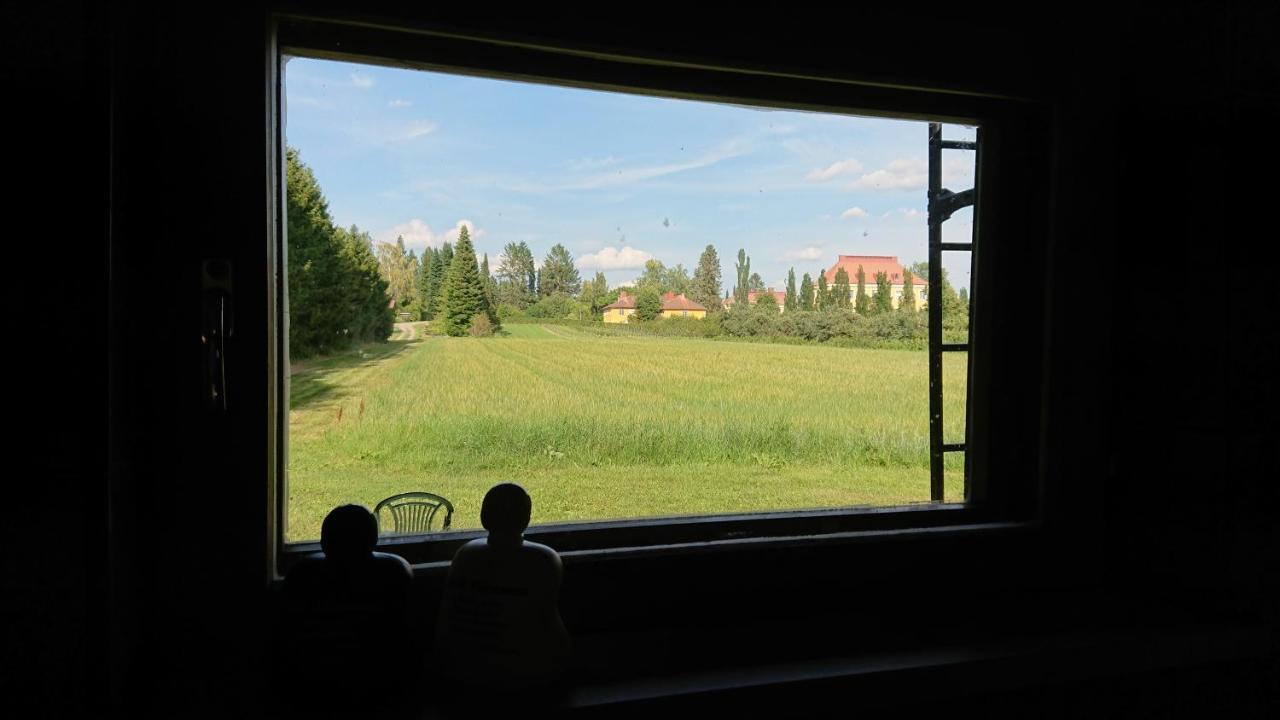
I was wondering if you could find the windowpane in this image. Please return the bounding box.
[281,56,977,543]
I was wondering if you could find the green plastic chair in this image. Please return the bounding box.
[374,492,454,535]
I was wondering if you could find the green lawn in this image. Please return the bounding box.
[286,324,968,542]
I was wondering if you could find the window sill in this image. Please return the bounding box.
[557,616,1266,713]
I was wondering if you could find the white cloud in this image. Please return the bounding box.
[441,219,484,245]
[379,218,484,253]
[840,206,869,219]
[849,158,927,190]
[398,120,438,140]
[806,158,864,182]
[563,138,748,190]
[567,155,620,172]
[778,246,826,262]
[881,207,923,219]
[577,246,654,271]
[350,73,375,89]
[388,99,413,108]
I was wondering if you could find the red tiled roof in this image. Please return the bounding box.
[723,289,786,306]
[604,290,636,309]
[823,255,927,287]
[660,292,707,312]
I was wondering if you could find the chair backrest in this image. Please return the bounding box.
[374,492,454,535]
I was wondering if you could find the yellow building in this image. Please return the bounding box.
[603,290,708,322]
[822,255,928,310]
[603,290,638,323]
[659,292,708,319]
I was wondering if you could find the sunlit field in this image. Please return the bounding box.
[286,324,967,542]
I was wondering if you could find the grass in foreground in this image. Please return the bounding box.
[286,324,967,542]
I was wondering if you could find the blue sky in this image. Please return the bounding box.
[284,57,976,291]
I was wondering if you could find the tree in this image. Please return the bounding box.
[376,235,419,314]
[833,267,852,310]
[900,269,916,313]
[691,244,723,311]
[754,289,778,312]
[579,271,611,317]
[784,268,798,311]
[816,271,830,310]
[664,264,692,296]
[419,247,439,319]
[748,272,766,292]
[539,244,581,296]
[854,265,869,315]
[734,249,750,305]
[429,241,453,318]
[799,272,814,311]
[285,147,392,356]
[873,270,893,314]
[636,259,668,292]
[441,226,490,336]
[496,241,537,308]
[635,286,663,321]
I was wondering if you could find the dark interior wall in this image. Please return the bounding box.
[3,2,1276,715]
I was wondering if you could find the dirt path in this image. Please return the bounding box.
[394,322,417,341]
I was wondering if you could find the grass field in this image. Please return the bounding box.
[286,323,968,542]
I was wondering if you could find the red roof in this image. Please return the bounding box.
[660,292,707,312]
[604,290,637,309]
[823,255,927,287]
[723,288,786,307]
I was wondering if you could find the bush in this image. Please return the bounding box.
[468,313,496,337]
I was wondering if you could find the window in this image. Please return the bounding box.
[272,16,1048,568]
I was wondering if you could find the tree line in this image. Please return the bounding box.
[288,145,968,349]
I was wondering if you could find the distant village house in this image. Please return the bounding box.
[722,288,787,312]
[823,255,927,310]
[603,291,708,323]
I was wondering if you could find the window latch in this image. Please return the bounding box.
[201,259,233,411]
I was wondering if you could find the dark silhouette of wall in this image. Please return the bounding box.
[4,2,1276,715]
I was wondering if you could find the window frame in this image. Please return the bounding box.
[270,14,1050,574]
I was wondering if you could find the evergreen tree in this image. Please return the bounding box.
[430,242,453,317]
[833,267,852,310]
[855,265,870,315]
[799,273,814,311]
[539,244,581,296]
[418,247,438,319]
[691,244,723,311]
[734,249,750,305]
[900,269,916,313]
[873,270,893,314]
[441,226,489,336]
[785,268,798,311]
[285,147,392,356]
[817,271,830,310]
[749,272,766,292]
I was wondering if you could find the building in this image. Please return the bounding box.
[603,290,708,322]
[722,288,787,311]
[822,255,927,310]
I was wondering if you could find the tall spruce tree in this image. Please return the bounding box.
[873,270,893,314]
[734,249,750,305]
[854,265,870,315]
[785,268,798,311]
[833,267,852,310]
[691,244,723,311]
[418,247,437,319]
[799,272,814,310]
[900,269,916,312]
[430,241,453,317]
[441,226,488,336]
